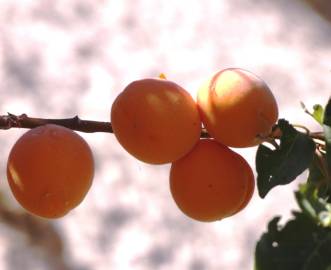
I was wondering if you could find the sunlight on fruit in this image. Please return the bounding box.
[7,163,24,191]
[197,68,279,148]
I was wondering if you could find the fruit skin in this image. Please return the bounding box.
[7,124,94,218]
[111,78,201,164]
[228,153,255,216]
[197,68,278,148]
[169,139,254,222]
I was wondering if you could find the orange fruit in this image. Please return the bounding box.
[170,139,254,222]
[197,68,278,147]
[7,124,94,218]
[111,78,201,164]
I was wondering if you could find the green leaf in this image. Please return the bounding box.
[255,212,331,270]
[307,154,331,200]
[323,98,331,126]
[323,98,331,176]
[312,104,325,125]
[300,102,324,125]
[256,119,316,198]
[295,182,331,227]
[307,154,325,185]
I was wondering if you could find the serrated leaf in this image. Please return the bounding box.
[256,119,316,198]
[323,98,331,176]
[312,104,324,125]
[255,212,331,270]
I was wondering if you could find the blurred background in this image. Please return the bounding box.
[0,0,330,269]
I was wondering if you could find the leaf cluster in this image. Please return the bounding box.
[255,98,331,270]
[255,213,331,270]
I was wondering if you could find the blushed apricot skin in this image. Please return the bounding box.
[111,78,201,164]
[7,124,94,219]
[169,139,254,222]
[197,68,278,148]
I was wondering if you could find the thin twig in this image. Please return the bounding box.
[310,131,325,141]
[0,113,325,142]
[293,124,310,135]
[300,101,314,117]
[0,113,212,138]
[0,113,113,133]
[315,149,331,184]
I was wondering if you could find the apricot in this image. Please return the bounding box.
[7,124,94,218]
[197,68,278,147]
[227,153,255,216]
[169,139,254,222]
[111,78,201,164]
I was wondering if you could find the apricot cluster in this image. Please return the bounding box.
[5,68,277,221]
[111,68,278,222]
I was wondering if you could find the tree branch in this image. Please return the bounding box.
[0,113,325,142]
[0,113,113,133]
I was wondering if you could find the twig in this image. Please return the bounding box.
[293,124,310,135]
[0,113,113,133]
[0,113,326,142]
[300,101,314,117]
[310,131,325,141]
[0,113,213,138]
[315,148,331,184]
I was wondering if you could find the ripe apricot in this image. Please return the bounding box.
[169,139,254,222]
[111,78,201,164]
[227,153,255,216]
[197,68,278,147]
[7,124,94,218]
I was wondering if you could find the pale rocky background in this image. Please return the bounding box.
[0,1,330,270]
